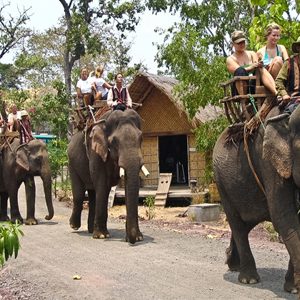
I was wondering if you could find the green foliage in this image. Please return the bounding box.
[196,116,228,153]
[248,0,300,52]
[28,80,69,138]
[0,63,22,89]
[4,89,30,110]
[47,139,68,180]
[0,221,24,267]
[143,196,155,220]
[195,116,229,185]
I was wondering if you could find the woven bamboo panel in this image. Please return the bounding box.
[187,135,205,183]
[138,89,192,134]
[141,136,159,186]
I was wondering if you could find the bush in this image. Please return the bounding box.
[0,222,24,267]
[195,116,228,185]
[143,196,155,220]
[47,138,69,197]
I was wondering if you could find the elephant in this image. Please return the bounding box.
[0,138,54,225]
[68,109,149,244]
[213,104,300,294]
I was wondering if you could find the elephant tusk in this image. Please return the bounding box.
[119,167,125,178]
[141,165,150,177]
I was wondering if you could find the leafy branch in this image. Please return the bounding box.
[0,221,24,267]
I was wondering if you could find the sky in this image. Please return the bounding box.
[2,0,178,73]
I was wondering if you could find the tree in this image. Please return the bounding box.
[249,0,300,51]
[14,27,65,88]
[58,0,145,97]
[153,0,300,116]
[0,2,30,59]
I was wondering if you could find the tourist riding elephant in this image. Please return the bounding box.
[68,109,149,244]
[213,104,300,294]
[0,138,54,225]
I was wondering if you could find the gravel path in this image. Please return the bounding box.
[0,178,296,300]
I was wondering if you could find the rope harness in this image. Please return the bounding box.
[243,124,267,198]
[248,94,266,130]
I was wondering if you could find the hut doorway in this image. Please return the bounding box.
[158,135,188,185]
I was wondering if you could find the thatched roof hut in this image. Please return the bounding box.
[129,72,222,126]
[128,72,222,187]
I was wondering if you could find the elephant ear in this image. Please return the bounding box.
[16,147,30,171]
[90,125,108,162]
[263,117,291,178]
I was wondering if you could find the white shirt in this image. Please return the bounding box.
[76,78,93,94]
[90,76,108,95]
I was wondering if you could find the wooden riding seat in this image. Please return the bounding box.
[219,72,272,124]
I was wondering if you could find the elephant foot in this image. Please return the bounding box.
[11,215,23,224]
[238,270,260,284]
[25,218,38,225]
[284,280,298,294]
[0,215,10,222]
[92,229,110,239]
[69,215,81,230]
[126,232,144,244]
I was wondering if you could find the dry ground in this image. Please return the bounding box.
[59,191,281,247]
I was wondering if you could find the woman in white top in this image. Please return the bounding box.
[90,66,112,100]
[257,23,288,79]
[76,68,94,106]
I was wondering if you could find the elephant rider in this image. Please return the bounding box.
[18,110,33,144]
[226,30,277,128]
[226,30,277,97]
[107,73,132,111]
[89,65,112,101]
[275,36,300,114]
[7,104,19,132]
[76,67,95,107]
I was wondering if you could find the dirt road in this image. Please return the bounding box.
[0,179,296,300]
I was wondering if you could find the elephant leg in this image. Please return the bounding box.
[284,259,298,294]
[8,184,23,224]
[226,235,240,271]
[93,186,110,239]
[87,190,95,234]
[227,216,259,284]
[0,192,9,221]
[24,177,38,225]
[69,173,85,230]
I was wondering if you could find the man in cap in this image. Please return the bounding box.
[275,37,300,113]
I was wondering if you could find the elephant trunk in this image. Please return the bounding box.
[41,171,54,220]
[124,160,141,244]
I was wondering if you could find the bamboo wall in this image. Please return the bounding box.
[137,86,206,187]
[187,135,205,184]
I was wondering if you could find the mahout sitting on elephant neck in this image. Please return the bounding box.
[68,109,145,244]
